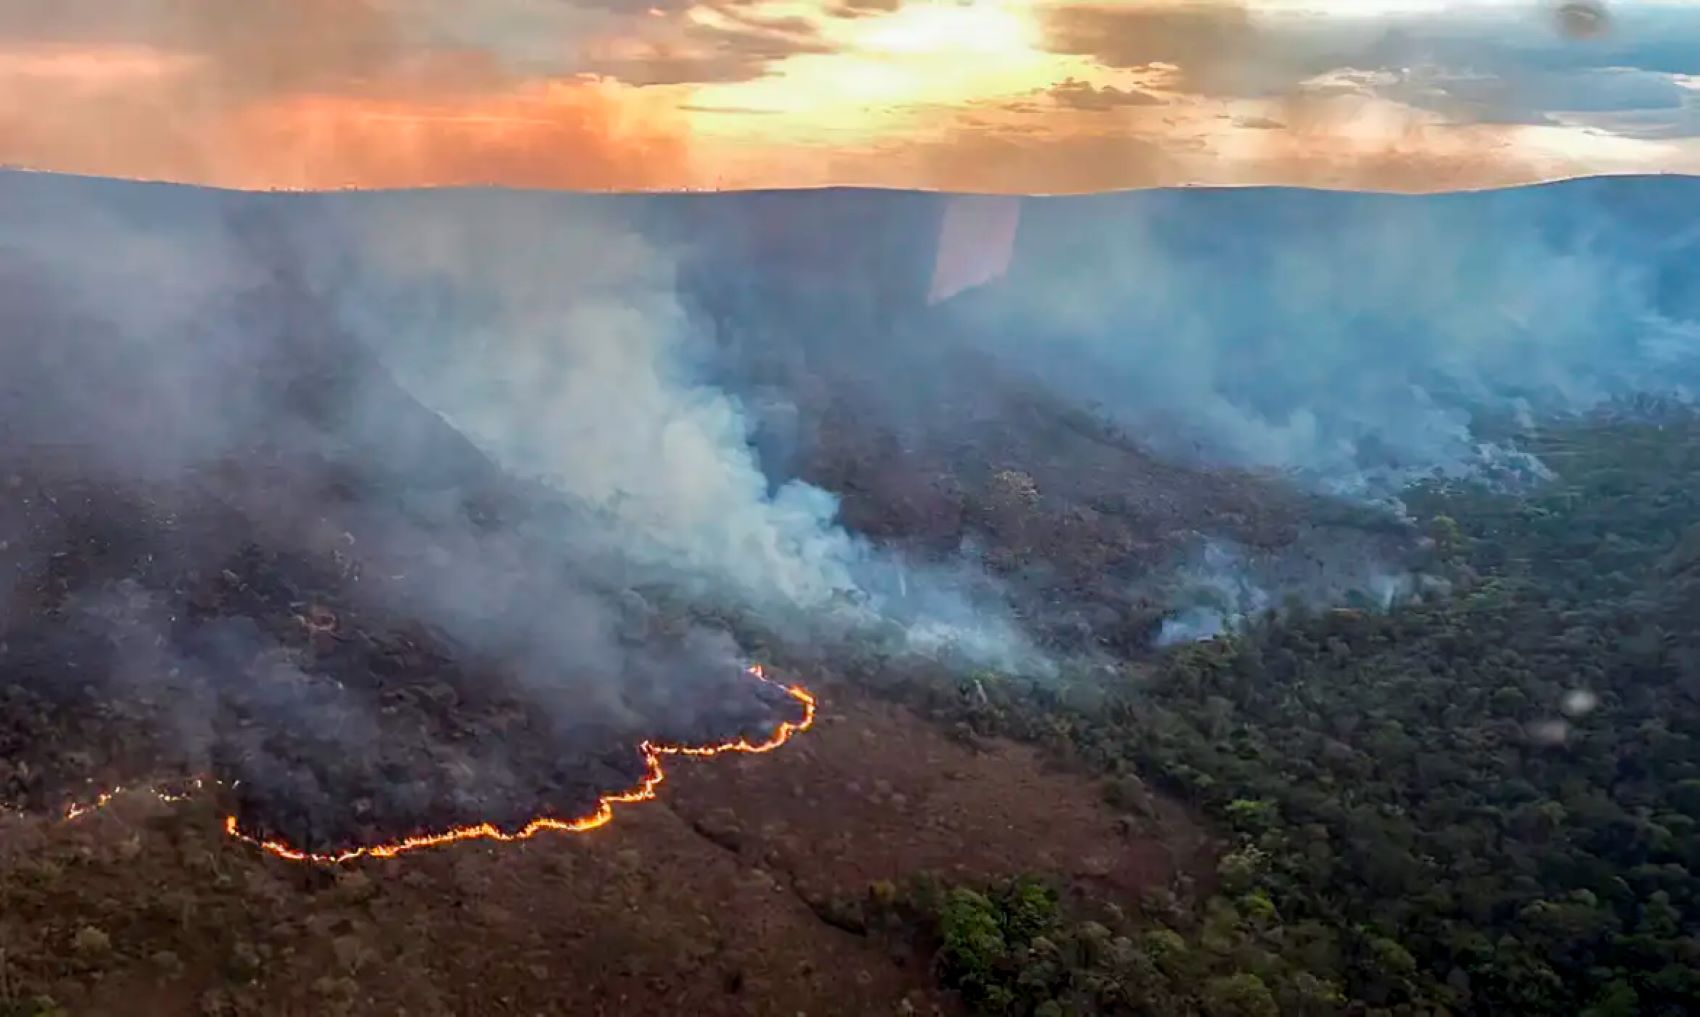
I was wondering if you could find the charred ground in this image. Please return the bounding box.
[0,233,803,857]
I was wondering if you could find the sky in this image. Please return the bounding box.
[2,0,1699,192]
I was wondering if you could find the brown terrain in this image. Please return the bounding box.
[0,680,1209,1017]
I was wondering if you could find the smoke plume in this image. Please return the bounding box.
[288,188,1043,672]
[2,171,1040,679]
[1149,536,1423,647]
[932,182,1700,503]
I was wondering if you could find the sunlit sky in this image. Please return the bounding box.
[2,0,1699,192]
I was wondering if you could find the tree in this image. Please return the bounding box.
[1201,973,1279,1017]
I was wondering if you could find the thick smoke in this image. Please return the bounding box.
[13,168,1697,688]
[2,172,1040,682]
[0,175,795,835]
[935,184,1700,502]
[293,188,1044,672]
[905,183,1700,644]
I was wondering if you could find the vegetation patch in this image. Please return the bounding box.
[869,406,1700,1016]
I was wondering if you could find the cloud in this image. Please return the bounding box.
[0,46,692,189]
[0,0,406,95]
[0,0,830,90]
[696,88,1600,196]
[1302,8,1700,133]
[678,103,786,116]
[1030,0,1700,190]
[0,0,897,187]
[0,0,707,188]
[221,85,693,190]
[1222,89,1559,192]
[1039,2,1263,95]
[1048,77,1166,111]
[5,0,1700,192]
[579,6,836,86]
[1400,64,1688,131]
[828,0,903,17]
[1039,1,1700,125]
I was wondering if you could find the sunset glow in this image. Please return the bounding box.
[2,0,1699,192]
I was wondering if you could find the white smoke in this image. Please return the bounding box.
[1152,536,1420,647]
[1154,542,1272,647]
[936,184,1700,500]
[308,190,1046,672]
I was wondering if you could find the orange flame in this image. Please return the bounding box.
[45,665,816,866]
[61,779,205,822]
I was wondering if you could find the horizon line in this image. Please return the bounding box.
[5,165,1700,201]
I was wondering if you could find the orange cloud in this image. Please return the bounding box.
[221,84,690,191]
[691,89,1602,196]
[0,42,200,88]
[0,0,1695,194]
[0,39,690,190]
[0,0,403,92]
[1216,91,1554,192]
[0,0,697,189]
[1039,1,1262,94]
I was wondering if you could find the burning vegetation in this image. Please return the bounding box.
[0,188,839,869]
[5,171,1700,1016]
[226,670,814,864]
[43,667,815,865]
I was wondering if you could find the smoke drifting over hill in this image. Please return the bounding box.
[0,177,869,842]
[0,172,1046,830]
[6,169,1700,721]
[932,182,1700,501]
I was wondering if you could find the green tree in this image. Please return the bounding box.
[1201,973,1279,1017]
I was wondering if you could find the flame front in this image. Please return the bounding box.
[47,666,816,866]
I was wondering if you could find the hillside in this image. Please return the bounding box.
[2,170,1699,1015]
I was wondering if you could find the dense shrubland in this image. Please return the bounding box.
[871,404,1700,1015]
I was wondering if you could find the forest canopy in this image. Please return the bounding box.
[874,403,1700,1016]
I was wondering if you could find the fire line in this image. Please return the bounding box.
[32,665,816,866]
